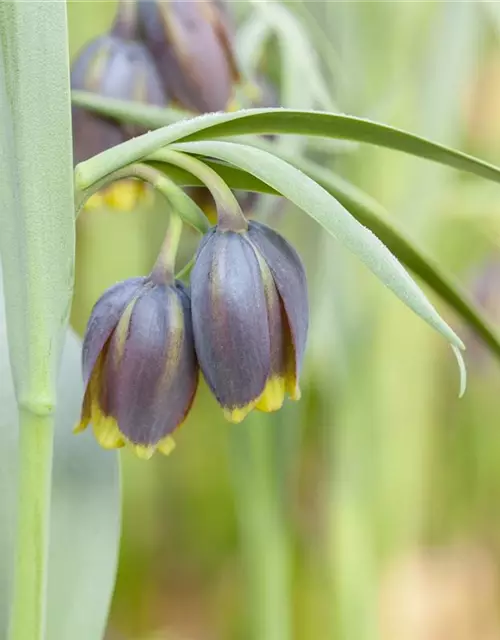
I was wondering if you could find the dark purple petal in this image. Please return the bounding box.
[104,284,198,446]
[82,277,146,388]
[71,34,167,162]
[191,230,271,409]
[247,221,309,374]
[137,0,236,112]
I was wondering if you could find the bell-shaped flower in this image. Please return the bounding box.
[71,33,166,164]
[191,221,308,422]
[76,276,198,458]
[71,3,167,211]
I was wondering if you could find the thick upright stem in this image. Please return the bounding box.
[0,3,74,639]
[9,410,54,640]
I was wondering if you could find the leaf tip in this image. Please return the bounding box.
[451,344,467,398]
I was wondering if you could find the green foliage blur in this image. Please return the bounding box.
[68,2,500,639]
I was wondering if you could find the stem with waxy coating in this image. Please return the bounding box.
[151,212,183,284]
[0,3,74,640]
[154,149,248,231]
[75,162,209,235]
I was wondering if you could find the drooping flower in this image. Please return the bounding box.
[76,276,198,458]
[71,35,166,164]
[71,2,167,209]
[190,221,308,423]
[137,0,239,113]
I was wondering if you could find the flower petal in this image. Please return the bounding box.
[247,222,309,381]
[191,230,271,416]
[247,240,287,412]
[82,277,146,389]
[104,283,198,447]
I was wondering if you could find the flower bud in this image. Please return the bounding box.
[191,222,308,422]
[137,0,239,113]
[76,277,198,459]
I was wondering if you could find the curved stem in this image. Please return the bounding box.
[74,163,209,235]
[151,212,183,285]
[74,164,165,217]
[175,256,195,281]
[153,149,248,232]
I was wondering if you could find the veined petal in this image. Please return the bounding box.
[191,230,271,415]
[246,237,288,412]
[104,283,198,447]
[77,345,126,450]
[82,277,146,389]
[247,222,309,384]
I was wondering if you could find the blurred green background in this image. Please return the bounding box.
[67,2,500,639]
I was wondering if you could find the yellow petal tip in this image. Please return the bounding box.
[223,403,255,424]
[255,377,286,413]
[92,414,126,450]
[133,445,155,460]
[73,420,88,435]
[157,436,176,456]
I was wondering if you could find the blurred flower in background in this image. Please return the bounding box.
[71,1,168,210]
[137,0,240,113]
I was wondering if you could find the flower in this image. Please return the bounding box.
[76,276,198,459]
[190,221,308,423]
[71,4,167,210]
[71,34,167,164]
[137,0,239,113]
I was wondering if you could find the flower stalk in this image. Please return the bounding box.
[151,212,183,284]
[144,148,248,231]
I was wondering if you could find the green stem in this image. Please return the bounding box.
[151,212,183,284]
[230,415,291,640]
[152,149,248,231]
[0,3,74,639]
[175,256,195,281]
[75,163,209,234]
[9,410,54,640]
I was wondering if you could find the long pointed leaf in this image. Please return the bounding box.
[150,151,500,360]
[168,140,464,357]
[72,97,500,190]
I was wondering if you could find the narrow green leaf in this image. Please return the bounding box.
[47,332,120,640]
[169,140,464,356]
[148,149,500,363]
[258,146,500,361]
[255,2,338,111]
[72,98,500,190]
[236,14,272,79]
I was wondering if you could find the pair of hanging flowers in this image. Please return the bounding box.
[73,0,309,458]
[77,215,309,458]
